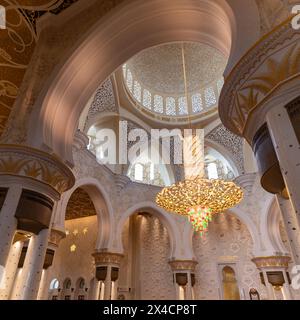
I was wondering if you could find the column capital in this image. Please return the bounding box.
[252,256,291,269]
[0,144,75,195]
[48,229,66,248]
[92,251,124,266]
[169,259,198,272]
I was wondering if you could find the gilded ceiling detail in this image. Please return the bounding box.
[0,0,124,143]
[66,187,96,220]
[219,18,300,138]
[0,144,75,194]
[0,0,79,138]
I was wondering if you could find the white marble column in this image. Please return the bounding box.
[266,105,300,227]
[262,270,276,300]
[15,229,50,300]
[186,271,193,300]
[0,185,22,282]
[276,195,300,265]
[36,229,65,300]
[92,280,101,300]
[0,240,24,300]
[104,266,112,300]
[282,271,292,300]
[37,269,47,300]
[99,281,105,300]
[173,274,180,300]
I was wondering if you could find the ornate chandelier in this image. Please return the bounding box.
[156,177,243,233]
[155,44,243,234]
[156,178,243,216]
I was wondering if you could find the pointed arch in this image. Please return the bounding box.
[55,177,115,250]
[114,201,183,259]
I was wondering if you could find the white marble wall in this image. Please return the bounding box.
[193,213,267,300]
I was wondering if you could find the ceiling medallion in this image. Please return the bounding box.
[156,44,243,235]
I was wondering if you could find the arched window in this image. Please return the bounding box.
[49,278,59,290]
[204,87,217,107]
[134,163,144,181]
[166,97,176,115]
[205,148,237,180]
[79,278,85,289]
[74,278,86,300]
[133,81,142,102]
[207,162,218,179]
[178,97,188,115]
[153,95,163,113]
[126,69,133,91]
[96,145,105,159]
[222,266,240,300]
[63,278,72,290]
[61,278,72,300]
[143,89,152,109]
[192,94,203,113]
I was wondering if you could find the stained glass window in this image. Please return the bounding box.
[166,97,176,115]
[178,97,188,115]
[143,89,152,109]
[154,95,163,113]
[192,94,203,113]
[204,87,217,107]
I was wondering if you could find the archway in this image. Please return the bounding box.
[23,0,260,164]
[42,178,114,300]
[55,178,114,250]
[61,278,72,300]
[222,266,240,300]
[116,202,180,300]
[115,201,182,258]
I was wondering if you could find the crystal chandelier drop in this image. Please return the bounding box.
[155,44,243,235]
[187,207,213,236]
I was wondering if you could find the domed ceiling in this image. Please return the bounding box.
[127,42,227,96]
[122,42,227,119]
